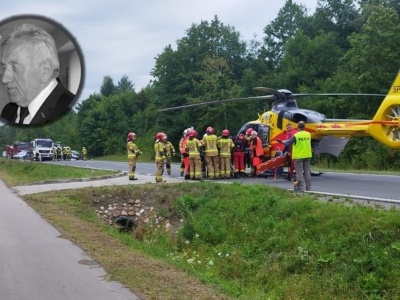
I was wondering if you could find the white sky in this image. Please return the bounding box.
[0,0,318,103]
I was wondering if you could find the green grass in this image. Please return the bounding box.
[2,160,400,299]
[0,158,119,186]
[23,185,400,299]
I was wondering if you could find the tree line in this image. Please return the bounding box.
[1,0,400,170]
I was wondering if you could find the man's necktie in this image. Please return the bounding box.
[18,107,29,125]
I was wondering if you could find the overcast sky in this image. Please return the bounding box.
[1,0,318,103]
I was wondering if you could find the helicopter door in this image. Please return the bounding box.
[257,124,270,148]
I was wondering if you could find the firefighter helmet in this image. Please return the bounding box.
[127,132,136,141]
[246,128,253,135]
[155,132,164,140]
[222,129,230,137]
[188,129,197,137]
[206,126,215,134]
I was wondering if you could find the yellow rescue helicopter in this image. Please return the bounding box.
[159,70,400,174]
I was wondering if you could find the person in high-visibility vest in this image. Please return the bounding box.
[201,126,220,179]
[82,147,87,161]
[217,129,234,179]
[154,132,166,183]
[281,121,312,192]
[185,129,202,180]
[162,134,175,175]
[179,128,190,179]
[126,133,141,180]
[249,131,263,175]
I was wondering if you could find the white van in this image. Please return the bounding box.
[30,138,54,161]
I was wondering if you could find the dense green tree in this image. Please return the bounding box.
[100,75,116,97]
[77,93,130,155]
[276,31,342,90]
[151,15,247,140]
[309,0,360,49]
[0,125,18,150]
[324,5,400,118]
[260,0,308,70]
[116,75,135,93]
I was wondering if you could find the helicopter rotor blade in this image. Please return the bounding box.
[158,88,385,112]
[157,95,275,112]
[253,87,385,98]
[292,93,385,98]
[254,87,295,101]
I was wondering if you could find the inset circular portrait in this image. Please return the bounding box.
[0,14,84,126]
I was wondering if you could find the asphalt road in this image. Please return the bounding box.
[0,179,140,300]
[47,159,400,201]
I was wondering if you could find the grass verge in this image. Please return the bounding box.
[0,158,119,186]
[19,183,400,299]
[2,161,400,299]
[22,188,229,300]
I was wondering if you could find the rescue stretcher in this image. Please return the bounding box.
[255,154,322,178]
[255,154,290,176]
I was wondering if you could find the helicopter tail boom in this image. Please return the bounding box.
[368,71,400,148]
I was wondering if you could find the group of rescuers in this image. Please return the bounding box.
[126,121,312,192]
[50,146,88,161]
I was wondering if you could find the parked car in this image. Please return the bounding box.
[71,150,82,160]
[13,150,32,160]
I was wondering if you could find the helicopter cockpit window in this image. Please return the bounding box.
[238,123,260,135]
[286,100,298,108]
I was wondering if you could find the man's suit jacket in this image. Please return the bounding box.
[0,79,75,126]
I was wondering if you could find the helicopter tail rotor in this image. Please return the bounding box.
[369,71,400,148]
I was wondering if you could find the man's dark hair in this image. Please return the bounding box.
[297,121,305,129]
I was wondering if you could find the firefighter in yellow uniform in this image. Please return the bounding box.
[217,129,234,179]
[51,146,56,161]
[185,129,202,180]
[154,132,166,183]
[162,134,176,175]
[65,146,72,161]
[82,147,87,161]
[126,132,141,180]
[201,126,220,179]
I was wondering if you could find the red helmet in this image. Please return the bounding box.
[188,129,197,137]
[222,129,230,137]
[155,132,164,140]
[246,128,253,135]
[206,126,215,134]
[127,132,136,141]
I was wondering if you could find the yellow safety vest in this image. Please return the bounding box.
[292,130,312,159]
[218,137,234,157]
[202,134,218,156]
[186,138,200,157]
